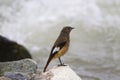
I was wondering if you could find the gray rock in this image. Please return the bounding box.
[5,72,30,80]
[0,59,37,76]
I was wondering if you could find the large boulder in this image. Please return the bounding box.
[0,59,37,76]
[0,35,32,62]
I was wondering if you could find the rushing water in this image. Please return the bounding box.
[0,0,120,80]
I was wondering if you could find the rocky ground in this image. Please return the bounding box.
[0,59,81,80]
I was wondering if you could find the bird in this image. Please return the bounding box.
[43,26,74,72]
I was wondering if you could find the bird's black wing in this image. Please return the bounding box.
[43,41,66,72]
[50,41,67,55]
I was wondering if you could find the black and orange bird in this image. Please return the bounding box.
[43,26,74,72]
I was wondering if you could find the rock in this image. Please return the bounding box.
[0,35,32,62]
[5,72,30,80]
[0,76,11,80]
[0,59,37,76]
[0,64,82,80]
[32,66,82,80]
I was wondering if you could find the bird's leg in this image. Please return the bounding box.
[59,57,63,65]
[58,57,66,66]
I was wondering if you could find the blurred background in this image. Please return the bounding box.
[0,0,120,80]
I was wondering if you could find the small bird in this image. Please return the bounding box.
[43,26,74,72]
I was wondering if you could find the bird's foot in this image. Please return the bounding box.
[58,63,67,66]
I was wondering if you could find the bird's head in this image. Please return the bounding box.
[61,26,74,34]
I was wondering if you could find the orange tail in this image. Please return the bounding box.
[43,56,52,72]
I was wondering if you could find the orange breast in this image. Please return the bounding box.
[53,44,69,59]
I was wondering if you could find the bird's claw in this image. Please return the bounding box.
[58,63,67,66]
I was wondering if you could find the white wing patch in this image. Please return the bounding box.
[52,47,60,54]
